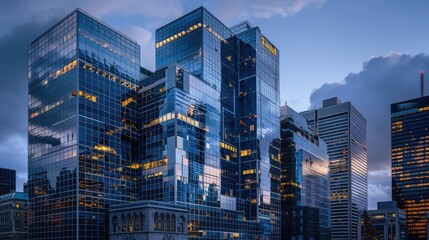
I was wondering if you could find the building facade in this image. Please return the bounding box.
[0,192,28,240]
[391,96,429,239]
[362,201,407,240]
[0,168,16,195]
[109,201,188,240]
[29,7,281,240]
[280,105,330,239]
[145,7,281,239]
[28,9,141,239]
[301,97,367,240]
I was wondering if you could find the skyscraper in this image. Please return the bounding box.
[28,9,141,239]
[144,7,281,239]
[0,167,16,195]
[391,96,429,239]
[301,97,367,240]
[28,7,281,240]
[280,105,331,239]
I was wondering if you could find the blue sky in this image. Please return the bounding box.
[0,0,428,209]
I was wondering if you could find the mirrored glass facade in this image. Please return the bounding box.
[301,97,367,240]
[28,9,141,239]
[29,7,281,240]
[152,7,281,240]
[391,96,429,239]
[280,105,330,240]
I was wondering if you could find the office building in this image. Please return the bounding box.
[280,105,330,239]
[29,7,281,240]
[0,168,16,195]
[145,7,281,239]
[301,97,367,240]
[0,192,28,240]
[392,96,429,239]
[362,201,407,240]
[109,200,188,240]
[28,9,141,239]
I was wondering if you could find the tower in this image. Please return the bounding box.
[280,104,331,239]
[391,96,429,239]
[301,97,367,240]
[28,9,141,239]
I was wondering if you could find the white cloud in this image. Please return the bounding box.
[122,26,155,70]
[0,0,184,37]
[368,167,391,209]
[205,0,326,23]
[80,0,183,21]
[309,53,429,209]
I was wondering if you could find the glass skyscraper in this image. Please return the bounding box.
[28,7,281,240]
[28,9,141,239]
[301,97,367,240]
[280,104,330,240]
[146,7,281,239]
[391,96,429,239]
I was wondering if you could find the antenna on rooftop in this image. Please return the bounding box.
[421,70,425,97]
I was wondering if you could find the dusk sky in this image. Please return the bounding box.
[1,0,429,209]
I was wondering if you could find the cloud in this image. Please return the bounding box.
[122,26,155,70]
[309,52,429,206]
[204,0,325,23]
[368,168,391,209]
[0,12,61,188]
[0,1,183,36]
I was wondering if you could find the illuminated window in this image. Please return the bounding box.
[121,97,135,107]
[30,100,64,119]
[241,149,251,157]
[261,37,277,55]
[78,91,97,102]
[243,169,256,175]
[156,23,203,49]
[80,60,137,91]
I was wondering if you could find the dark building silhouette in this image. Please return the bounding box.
[0,168,16,195]
[392,96,429,239]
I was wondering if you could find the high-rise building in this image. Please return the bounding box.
[301,97,367,240]
[361,201,408,240]
[143,7,281,239]
[280,105,331,239]
[28,9,142,239]
[0,168,16,195]
[0,192,28,240]
[28,7,281,240]
[391,96,429,239]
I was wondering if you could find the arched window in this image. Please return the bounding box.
[165,214,170,232]
[121,214,126,232]
[128,213,133,232]
[140,212,144,231]
[171,214,176,232]
[112,215,118,233]
[160,213,165,231]
[178,216,185,233]
[154,213,159,231]
[134,213,139,232]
